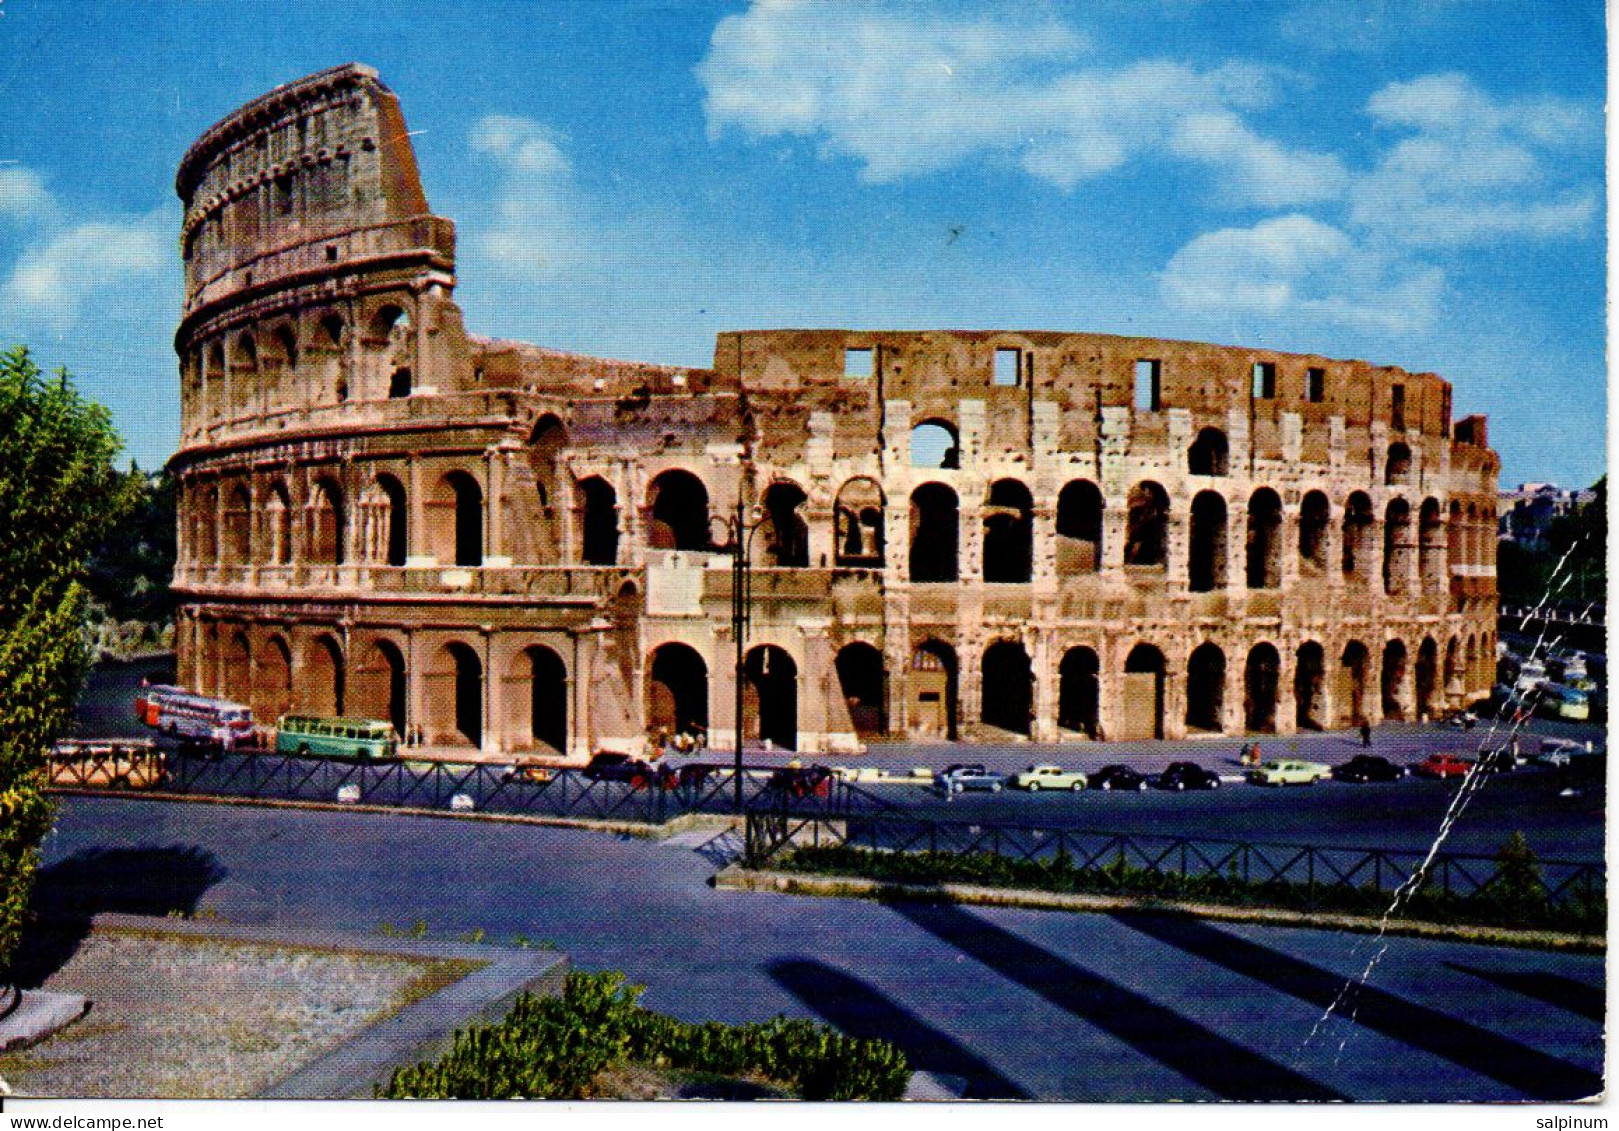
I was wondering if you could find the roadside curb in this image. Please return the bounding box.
[714,866,1606,953]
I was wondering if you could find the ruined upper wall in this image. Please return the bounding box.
[176,64,453,323]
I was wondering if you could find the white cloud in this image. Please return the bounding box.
[0,166,53,222]
[2,213,167,331]
[1160,214,1444,333]
[1351,73,1598,247]
[467,114,579,273]
[698,1,1345,205]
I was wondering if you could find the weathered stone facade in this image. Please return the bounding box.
[170,65,1500,758]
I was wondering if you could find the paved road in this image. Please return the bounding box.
[28,795,1604,1102]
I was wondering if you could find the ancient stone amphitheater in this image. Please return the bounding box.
[170,65,1499,758]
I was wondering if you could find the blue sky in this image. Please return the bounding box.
[0,0,1605,488]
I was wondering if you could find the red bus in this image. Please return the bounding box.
[134,685,255,750]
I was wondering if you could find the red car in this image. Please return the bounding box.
[1415,753,1475,779]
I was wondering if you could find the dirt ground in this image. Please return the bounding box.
[0,926,477,1099]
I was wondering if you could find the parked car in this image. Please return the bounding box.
[501,757,556,784]
[1478,746,1519,773]
[1331,755,1407,783]
[830,766,884,783]
[765,765,834,799]
[1009,764,1087,792]
[1155,762,1221,791]
[935,764,1005,793]
[1248,759,1330,786]
[581,752,655,787]
[1414,753,1475,779]
[1531,737,1596,767]
[1090,765,1149,792]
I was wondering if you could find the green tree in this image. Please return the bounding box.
[0,346,140,971]
[85,466,176,627]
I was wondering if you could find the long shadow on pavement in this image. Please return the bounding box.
[1444,961,1605,1024]
[888,900,1346,1101]
[1114,911,1602,1100]
[767,957,1030,1099]
[11,845,226,989]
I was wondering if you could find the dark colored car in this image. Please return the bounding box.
[1155,762,1221,790]
[1091,765,1149,792]
[1478,746,1519,773]
[765,765,834,799]
[581,752,655,787]
[1332,755,1408,783]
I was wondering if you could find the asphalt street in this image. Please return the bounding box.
[28,795,1605,1102]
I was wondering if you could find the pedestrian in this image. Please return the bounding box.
[1360,721,1372,748]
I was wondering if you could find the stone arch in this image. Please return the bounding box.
[1188,490,1227,593]
[1122,644,1166,740]
[981,639,1033,736]
[743,644,797,750]
[304,634,344,717]
[360,474,408,566]
[909,483,959,582]
[1444,636,1462,701]
[1294,641,1326,730]
[1188,427,1229,476]
[1383,498,1412,596]
[1185,642,1225,733]
[1245,488,1283,589]
[761,480,810,568]
[1419,497,1444,592]
[264,480,292,564]
[353,638,408,739]
[647,643,708,739]
[1125,482,1169,568]
[1338,641,1370,728]
[437,641,483,748]
[307,477,345,565]
[1385,442,1412,486]
[833,477,885,566]
[646,470,711,551]
[982,479,1033,583]
[229,332,258,416]
[910,419,959,470]
[207,341,227,417]
[910,639,959,740]
[1055,480,1103,575]
[196,481,219,563]
[1381,639,1409,721]
[366,303,414,399]
[257,634,293,725]
[1243,642,1280,733]
[313,311,347,403]
[1057,647,1100,737]
[1415,636,1439,721]
[222,483,252,565]
[224,631,253,705]
[525,416,568,564]
[1298,491,1330,574]
[577,476,620,565]
[1342,491,1375,582]
[835,642,887,736]
[1464,635,1478,690]
[525,645,568,754]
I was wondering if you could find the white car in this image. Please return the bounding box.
[1009,764,1088,792]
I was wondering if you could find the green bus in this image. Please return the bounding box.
[276,715,400,760]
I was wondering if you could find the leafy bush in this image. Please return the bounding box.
[381,970,909,1100]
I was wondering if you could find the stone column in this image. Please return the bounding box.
[483,630,501,754]
[1162,666,1186,740]
[1030,629,1057,742]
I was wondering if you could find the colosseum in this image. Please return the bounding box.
[169,64,1500,760]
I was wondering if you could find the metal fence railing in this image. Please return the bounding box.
[743,809,1605,918]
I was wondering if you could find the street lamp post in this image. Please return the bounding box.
[722,496,767,815]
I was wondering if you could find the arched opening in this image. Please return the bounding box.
[1294,642,1326,730]
[1383,498,1412,596]
[446,642,482,748]
[309,479,344,565]
[1058,647,1100,737]
[368,305,413,400]
[1055,480,1103,575]
[1124,482,1169,568]
[1444,637,1462,702]
[1187,491,1227,592]
[225,632,252,705]
[354,639,407,740]
[1385,442,1412,486]
[196,482,219,563]
[1244,643,1280,733]
[305,635,344,717]
[526,417,567,565]
[528,645,568,753]
[315,313,348,403]
[909,483,959,582]
[230,333,258,417]
[835,643,887,736]
[910,640,958,740]
[1463,636,1478,692]
[1245,488,1283,589]
[223,485,252,565]
[647,470,711,551]
[762,481,810,568]
[257,636,293,725]
[910,420,959,470]
[647,643,708,739]
[1187,428,1229,476]
[1342,492,1374,582]
[265,482,292,565]
[1122,644,1166,740]
[360,475,408,565]
[834,478,885,566]
[1185,643,1225,733]
[1449,500,1466,608]
[445,472,483,567]
[981,640,1033,736]
[743,645,797,750]
[982,480,1033,583]
[1415,637,1439,721]
[1338,642,1369,727]
[1298,491,1330,574]
[1419,498,1443,593]
[1381,640,1408,721]
[577,477,620,565]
